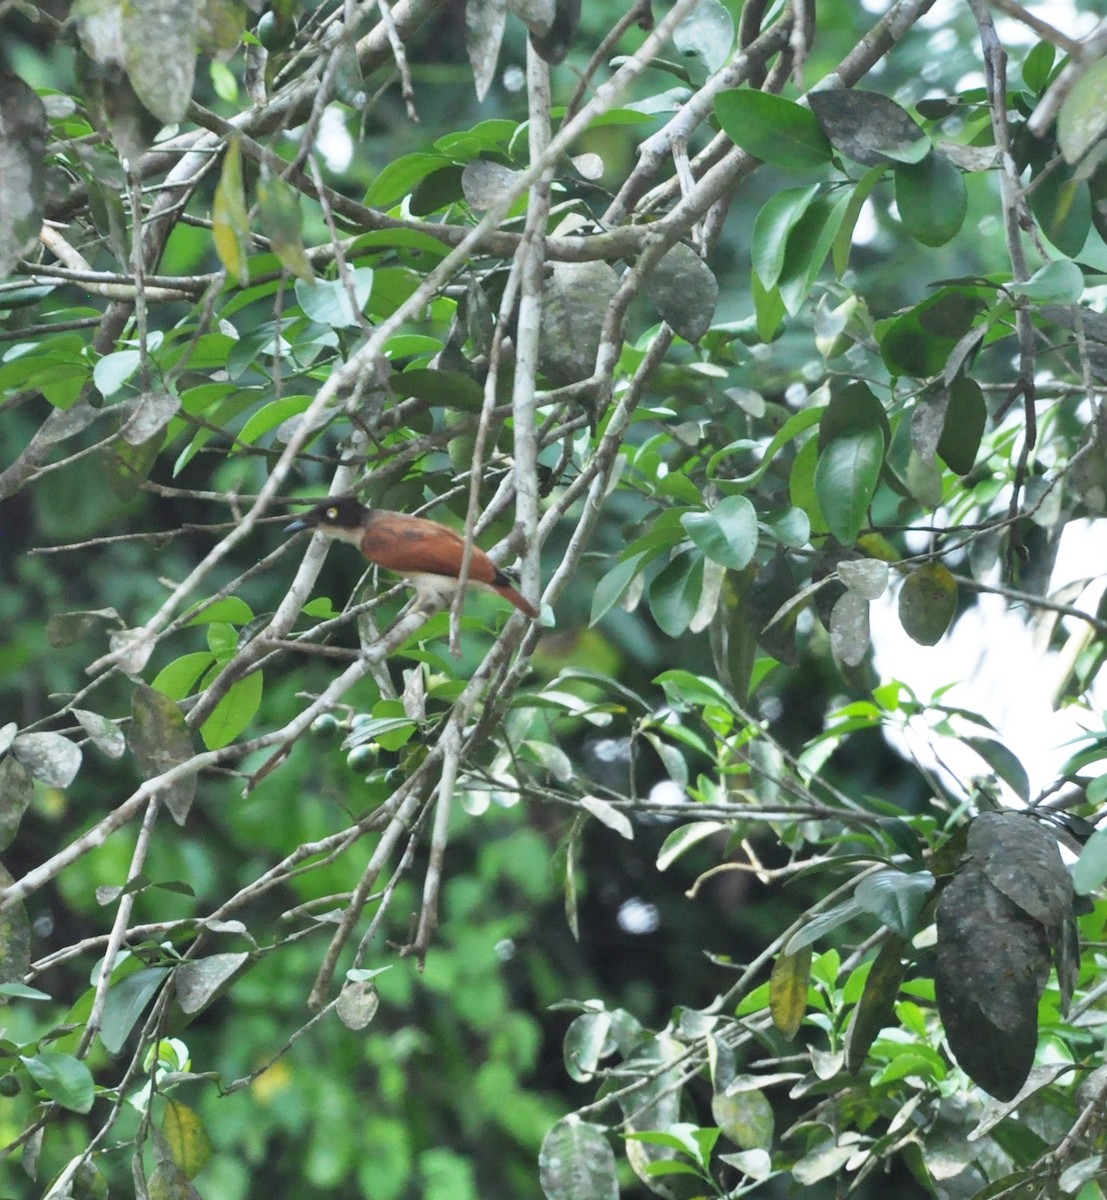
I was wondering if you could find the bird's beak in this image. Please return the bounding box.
[285,517,312,533]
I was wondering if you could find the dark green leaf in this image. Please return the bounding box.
[845,934,908,1074]
[894,153,967,247]
[814,426,884,546]
[752,185,822,290]
[818,381,890,452]
[897,562,957,645]
[854,869,934,937]
[937,377,986,475]
[649,551,704,638]
[1030,165,1091,258]
[647,243,718,342]
[129,683,196,824]
[101,966,171,1054]
[962,737,1031,802]
[879,287,985,379]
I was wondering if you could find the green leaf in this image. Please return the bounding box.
[100,966,171,1054]
[200,670,263,751]
[1030,166,1091,258]
[680,496,758,570]
[591,552,649,625]
[845,933,908,1073]
[102,431,161,500]
[1072,827,1107,895]
[390,367,484,412]
[257,170,315,283]
[714,90,832,170]
[1022,41,1055,94]
[1009,259,1084,304]
[779,190,853,314]
[962,736,1030,801]
[364,152,453,208]
[710,404,824,490]
[657,821,727,871]
[854,870,934,938]
[294,268,374,328]
[1058,56,1107,164]
[751,185,821,290]
[152,651,216,701]
[184,596,255,626]
[897,562,957,645]
[814,426,884,546]
[751,270,785,341]
[673,0,734,74]
[649,551,704,638]
[539,1118,619,1200]
[21,1051,95,1113]
[93,348,141,398]
[894,153,967,247]
[937,377,986,475]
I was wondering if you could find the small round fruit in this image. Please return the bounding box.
[346,744,379,772]
[311,713,339,738]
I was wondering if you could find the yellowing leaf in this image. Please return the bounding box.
[213,138,250,285]
[163,1099,213,1179]
[770,946,811,1039]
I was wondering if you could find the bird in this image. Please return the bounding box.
[285,496,539,619]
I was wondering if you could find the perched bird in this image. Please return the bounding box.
[286,496,538,619]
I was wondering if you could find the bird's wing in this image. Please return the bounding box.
[360,517,499,585]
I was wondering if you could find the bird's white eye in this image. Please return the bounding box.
[326,507,338,520]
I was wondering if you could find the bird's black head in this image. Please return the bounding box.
[285,495,369,536]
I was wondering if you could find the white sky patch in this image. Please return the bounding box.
[869,520,1107,802]
[316,105,354,173]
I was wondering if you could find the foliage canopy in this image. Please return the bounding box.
[4,0,1107,1197]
